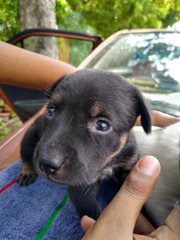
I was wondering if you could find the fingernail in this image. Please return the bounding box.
[137,156,160,176]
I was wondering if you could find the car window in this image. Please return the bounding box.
[15,36,93,67]
[86,32,180,116]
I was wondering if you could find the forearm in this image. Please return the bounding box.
[0,41,76,89]
[151,110,180,127]
[135,110,180,127]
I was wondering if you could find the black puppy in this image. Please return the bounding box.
[18,69,151,219]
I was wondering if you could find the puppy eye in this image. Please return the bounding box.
[47,105,56,117]
[96,120,111,132]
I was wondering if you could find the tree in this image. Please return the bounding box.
[19,0,57,30]
[19,0,59,58]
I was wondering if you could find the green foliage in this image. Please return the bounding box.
[56,0,95,34]
[0,118,10,141]
[0,0,180,41]
[57,0,180,38]
[56,0,72,24]
[0,0,19,41]
[69,39,93,66]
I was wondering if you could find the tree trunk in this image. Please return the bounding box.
[19,0,59,59]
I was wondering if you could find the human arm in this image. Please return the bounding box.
[136,110,180,128]
[150,110,180,127]
[0,41,76,89]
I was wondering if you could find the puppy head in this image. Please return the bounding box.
[34,69,151,186]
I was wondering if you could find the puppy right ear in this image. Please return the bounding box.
[46,76,66,99]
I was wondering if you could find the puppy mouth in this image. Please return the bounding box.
[47,174,66,185]
[34,156,84,186]
[37,164,69,185]
[37,162,96,187]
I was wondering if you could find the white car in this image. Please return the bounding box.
[79,29,180,116]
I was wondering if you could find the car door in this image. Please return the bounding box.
[1,28,102,121]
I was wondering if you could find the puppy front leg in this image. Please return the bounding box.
[17,118,42,186]
[68,184,101,220]
[17,161,37,186]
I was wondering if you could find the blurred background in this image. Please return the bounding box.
[1,0,180,41]
[0,0,180,141]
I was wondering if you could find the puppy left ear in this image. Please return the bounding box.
[46,75,66,99]
[135,89,152,134]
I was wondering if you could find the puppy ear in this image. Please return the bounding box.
[135,88,152,134]
[46,75,66,99]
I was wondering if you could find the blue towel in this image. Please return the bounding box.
[0,161,119,240]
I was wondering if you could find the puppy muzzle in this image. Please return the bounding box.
[37,146,75,176]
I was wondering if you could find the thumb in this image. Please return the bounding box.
[117,156,160,231]
[81,215,96,232]
[82,156,160,239]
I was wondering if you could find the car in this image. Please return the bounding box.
[79,29,180,117]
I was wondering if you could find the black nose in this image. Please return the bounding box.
[38,154,61,175]
[39,162,58,175]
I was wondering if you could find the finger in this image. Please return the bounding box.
[135,213,155,234]
[81,209,155,235]
[81,208,155,234]
[149,204,180,240]
[82,156,160,239]
[101,156,160,233]
[165,203,180,234]
[81,215,96,232]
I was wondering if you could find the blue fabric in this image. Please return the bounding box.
[0,161,119,240]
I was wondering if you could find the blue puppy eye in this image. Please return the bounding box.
[96,120,111,132]
[47,105,56,117]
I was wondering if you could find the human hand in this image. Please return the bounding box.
[81,156,180,240]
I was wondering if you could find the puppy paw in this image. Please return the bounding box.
[17,172,37,186]
[17,162,37,186]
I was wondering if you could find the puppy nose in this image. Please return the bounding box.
[38,155,60,175]
[39,162,58,175]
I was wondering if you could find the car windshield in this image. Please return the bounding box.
[86,32,180,116]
